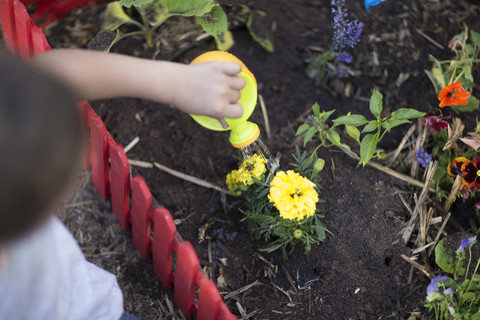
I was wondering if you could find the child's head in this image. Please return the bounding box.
[0,52,83,243]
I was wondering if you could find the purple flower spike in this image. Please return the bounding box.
[331,0,362,65]
[415,148,432,168]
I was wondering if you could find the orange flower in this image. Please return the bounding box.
[438,81,470,107]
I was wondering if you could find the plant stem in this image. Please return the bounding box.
[464,255,480,294]
[137,5,153,47]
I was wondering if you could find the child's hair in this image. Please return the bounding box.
[0,52,83,242]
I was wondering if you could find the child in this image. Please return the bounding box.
[0,49,245,319]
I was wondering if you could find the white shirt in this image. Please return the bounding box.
[0,215,124,320]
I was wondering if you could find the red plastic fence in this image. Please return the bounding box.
[0,0,238,318]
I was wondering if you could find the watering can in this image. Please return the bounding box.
[189,51,259,149]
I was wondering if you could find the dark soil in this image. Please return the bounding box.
[40,0,480,319]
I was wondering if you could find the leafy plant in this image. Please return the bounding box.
[425,27,480,112]
[297,90,425,166]
[426,236,480,319]
[226,147,327,260]
[100,0,232,52]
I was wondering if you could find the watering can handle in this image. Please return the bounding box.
[189,51,258,132]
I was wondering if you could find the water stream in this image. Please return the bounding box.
[239,138,279,170]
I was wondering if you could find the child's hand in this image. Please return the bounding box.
[172,62,246,124]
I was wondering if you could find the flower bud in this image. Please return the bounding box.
[294,229,303,239]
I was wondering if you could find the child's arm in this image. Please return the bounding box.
[30,49,245,120]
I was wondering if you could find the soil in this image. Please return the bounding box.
[38,0,480,319]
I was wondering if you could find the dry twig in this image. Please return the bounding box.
[259,94,271,141]
[401,254,434,278]
[386,124,416,167]
[442,175,462,218]
[402,161,438,244]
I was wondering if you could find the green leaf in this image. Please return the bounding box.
[163,0,215,17]
[461,292,477,301]
[360,134,378,166]
[296,123,311,136]
[424,69,440,93]
[198,6,232,50]
[326,129,341,146]
[362,120,378,133]
[432,67,446,90]
[435,238,455,274]
[471,30,480,47]
[260,240,286,253]
[319,109,336,125]
[312,102,320,118]
[119,0,153,8]
[333,114,368,127]
[369,90,383,119]
[304,127,317,147]
[345,125,360,142]
[471,311,480,320]
[101,2,138,30]
[142,1,168,27]
[246,10,275,53]
[311,158,325,178]
[451,95,479,113]
[390,108,426,120]
[215,30,234,51]
[382,119,410,131]
[256,187,270,199]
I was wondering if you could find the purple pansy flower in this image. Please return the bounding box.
[427,275,448,296]
[456,236,476,253]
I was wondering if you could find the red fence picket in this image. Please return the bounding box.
[31,25,50,55]
[174,241,200,318]
[0,0,16,53]
[197,278,222,320]
[13,0,33,59]
[88,112,110,200]
[0,1,238,318]
[109,143,130,230]
[152,207,176,288]
[131,176,152,259]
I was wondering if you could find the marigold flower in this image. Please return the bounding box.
[461,158,480,190]
[268,170,319,221]
[226,170,242,195]
[237,154,267,186]
[438,81,470,108]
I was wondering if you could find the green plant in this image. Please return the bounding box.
[425,27,480,112]
[297,90,425,166]
[425,236,480,319]
[101,0,232,52]
[226,147,327,260]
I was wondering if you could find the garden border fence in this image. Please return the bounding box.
[0,0,237,318]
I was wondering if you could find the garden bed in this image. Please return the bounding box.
[38,0,480,318]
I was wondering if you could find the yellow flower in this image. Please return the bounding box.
[268,170,319,221]
[226,169,242,195]
[237,154,267,186]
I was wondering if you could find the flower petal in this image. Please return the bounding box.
[461,161,477,187]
